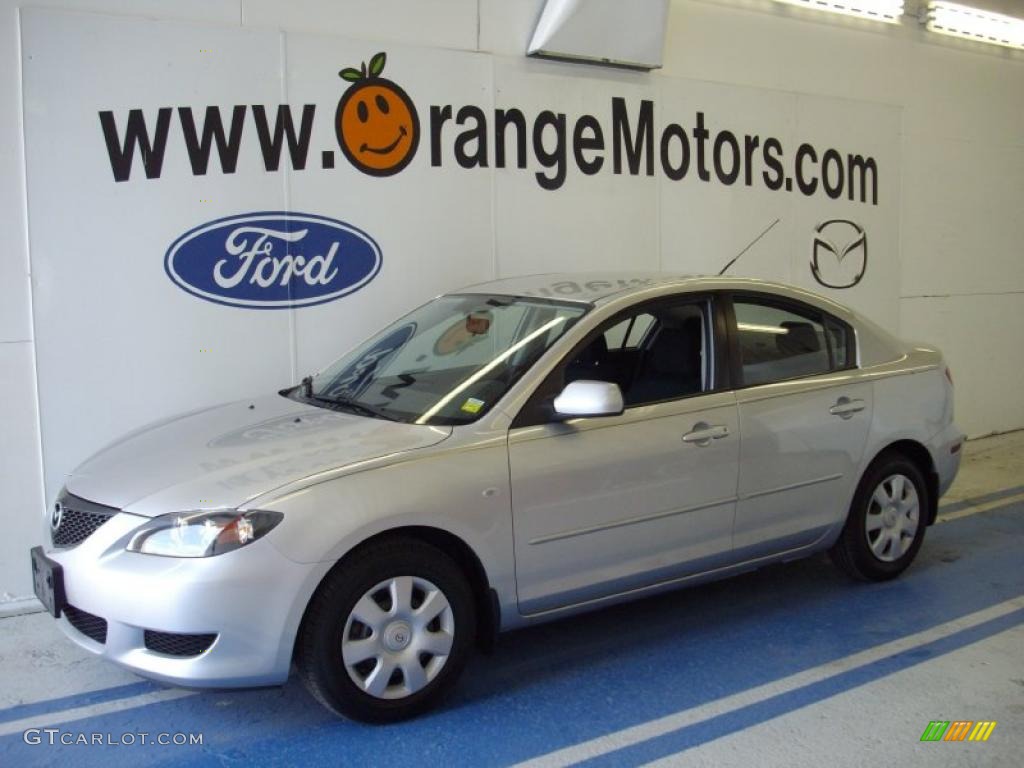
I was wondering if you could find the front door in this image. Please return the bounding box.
[508,295,740,615]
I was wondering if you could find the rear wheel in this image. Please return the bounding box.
[830,454,929,581]
[297,537,475,722]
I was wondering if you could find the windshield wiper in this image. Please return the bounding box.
[333,397,399,422]
[290,376,397,422]
[308,393,398,422]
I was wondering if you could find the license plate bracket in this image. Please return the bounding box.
[30,546,66,618]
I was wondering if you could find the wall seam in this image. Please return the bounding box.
[897,103,907,338]
[489,53,498,279]
[901,291,1024,299]
[15,6,48,596]
[280,29,298,383]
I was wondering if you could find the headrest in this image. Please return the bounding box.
[777,321,820,356]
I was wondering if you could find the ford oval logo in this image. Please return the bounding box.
[165,212,382,309]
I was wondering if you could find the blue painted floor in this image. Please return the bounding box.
[2,499,1022,767]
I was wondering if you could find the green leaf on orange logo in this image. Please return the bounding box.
[339,67,362,82]
[369,51,387,77]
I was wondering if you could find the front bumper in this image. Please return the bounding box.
[44,511,320,688]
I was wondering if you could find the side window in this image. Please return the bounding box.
[734,299,832,386]
[824,317,853,369]
[626,304,707,406]
[602,313,654,351]
[563,301,708,407]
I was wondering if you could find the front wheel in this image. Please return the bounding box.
[830,454,929,581]
[296,537,476,722]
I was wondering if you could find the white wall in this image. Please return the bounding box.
[1,0,1021,607]
[659,0,1024,440]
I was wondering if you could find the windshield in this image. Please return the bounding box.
[298,294,589,425]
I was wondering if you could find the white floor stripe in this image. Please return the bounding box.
[938,491,1024,522]
[0,688,196,738]
[512,596,1024,768]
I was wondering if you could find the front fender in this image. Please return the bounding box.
[252,435,516,619]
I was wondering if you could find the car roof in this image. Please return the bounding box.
[453,272,862,309]
[454,273,703,304]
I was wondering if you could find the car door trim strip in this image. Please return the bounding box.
[740,473,844,501]
[528,496,738,545]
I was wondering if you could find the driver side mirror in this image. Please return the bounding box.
[552,380,624,419]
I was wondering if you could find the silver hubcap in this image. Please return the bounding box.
[341,576,455,700]
[865,473,920,562]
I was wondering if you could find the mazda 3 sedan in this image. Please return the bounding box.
[31,274,963,721]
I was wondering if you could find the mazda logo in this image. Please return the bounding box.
[51,502,63,531]
[811,219,867,289]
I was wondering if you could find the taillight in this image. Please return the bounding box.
[945,366,954,386]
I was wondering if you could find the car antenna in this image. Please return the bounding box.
[718,218,781,276]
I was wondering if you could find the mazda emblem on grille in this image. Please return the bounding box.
[50,492,119,548]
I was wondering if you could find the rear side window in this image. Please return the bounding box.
[824,317,853,369]
[734,299,838,386]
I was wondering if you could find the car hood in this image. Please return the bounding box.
[66,394,451,515]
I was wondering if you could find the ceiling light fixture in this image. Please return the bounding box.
[772,0,905,24]
[923,2,1024,49]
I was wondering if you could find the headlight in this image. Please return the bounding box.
[126,510,283,557]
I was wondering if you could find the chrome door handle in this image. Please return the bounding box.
[682,422,730,446]
[830,397,865,419]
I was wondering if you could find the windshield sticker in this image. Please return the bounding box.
[460,398,485,414]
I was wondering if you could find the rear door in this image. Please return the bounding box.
[508,294,740,615]
[728,293,873,558]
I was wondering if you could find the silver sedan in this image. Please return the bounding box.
[31,274,963,722]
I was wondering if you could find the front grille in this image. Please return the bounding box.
[64,604,107,644]
[144,630,217,657]
[51,492,119,548]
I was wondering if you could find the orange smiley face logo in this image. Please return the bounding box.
[336,52,420,177]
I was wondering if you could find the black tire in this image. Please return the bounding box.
[296,537,476,722]
[829,453,930,582]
